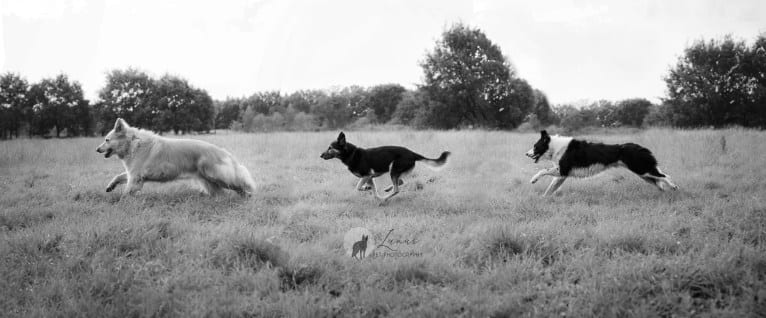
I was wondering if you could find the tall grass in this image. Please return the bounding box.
[1,129,764,317]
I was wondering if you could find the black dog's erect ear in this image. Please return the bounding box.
[337,131,346,145]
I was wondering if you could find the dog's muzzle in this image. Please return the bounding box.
[320,152,332,160]
[526,152,541,163]
[97,148,113,158]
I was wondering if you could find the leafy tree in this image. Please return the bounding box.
[0,73,31,139]
[28,74,89,137]
[97,68,155,130]
[312,94,354,129]
[245,91,282,115]
[591,100,619,127]
[390,89,428,126]
[283,90,326,114]
[215,98,244,129]
[664,34,766,128]
[366,84,406,123]
[614,98,652,127]
[556,104,599,132]
[643,103,674,127]
[337,86,368,118]
[420,23,534,129]
[154,74,214,134]
[530,89,558,126]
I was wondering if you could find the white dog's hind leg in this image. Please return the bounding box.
[200,179,224,196]
[106,172,128,192]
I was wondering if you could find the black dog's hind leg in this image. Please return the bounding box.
[383,179,404,192]
[379,160,415,201]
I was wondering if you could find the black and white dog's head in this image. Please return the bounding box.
[321,131,354,160]
[525,130,553,163]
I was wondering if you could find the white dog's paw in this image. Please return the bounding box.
[105,184,116,192]
[530,177,539,184]
[358,185,372,191]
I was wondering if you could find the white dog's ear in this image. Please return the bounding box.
[114,118,129,133]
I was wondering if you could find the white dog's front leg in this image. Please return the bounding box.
[106,172,128,192]
[530,166,560,184]
[123,175,144,197]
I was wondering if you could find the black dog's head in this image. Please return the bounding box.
[525,130,551,163]
[321,132,353,160]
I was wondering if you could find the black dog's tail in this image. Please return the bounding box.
[417,151,451,171]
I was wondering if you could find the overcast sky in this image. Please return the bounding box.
[1,0,764,104]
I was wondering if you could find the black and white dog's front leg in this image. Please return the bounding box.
[543,177,566,196]
[530,166,560,184]
[530,166,566,196]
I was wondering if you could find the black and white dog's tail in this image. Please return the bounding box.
[417,151,451,171]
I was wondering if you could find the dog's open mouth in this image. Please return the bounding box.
[526,153,542,163]
[104,149,113,158]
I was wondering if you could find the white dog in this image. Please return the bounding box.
[96,118,256,197]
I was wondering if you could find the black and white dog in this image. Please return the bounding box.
[525,130,678,196]
[321,132,450,202]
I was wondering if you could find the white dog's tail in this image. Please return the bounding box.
[236,164,257,195]
[418,151,451,171]
[199,156,256,197]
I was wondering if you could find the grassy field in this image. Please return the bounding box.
[1,129,765,317]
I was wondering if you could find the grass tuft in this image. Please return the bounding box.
[210,236,289,272]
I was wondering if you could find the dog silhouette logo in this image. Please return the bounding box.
[344,227,374,259]
[344,228,397,260]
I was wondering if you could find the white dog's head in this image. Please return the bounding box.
[96,118,135,159]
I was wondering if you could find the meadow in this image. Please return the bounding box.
[1,129,765,317]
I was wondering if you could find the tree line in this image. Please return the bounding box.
[2,24,765,139]
[550,33,766,131]
[0,69,215,139]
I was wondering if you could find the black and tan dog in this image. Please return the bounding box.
[321,132,450,202]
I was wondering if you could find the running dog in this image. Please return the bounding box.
[525,130,678,196]
[96,118,256,197]
[320,132,450,202]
